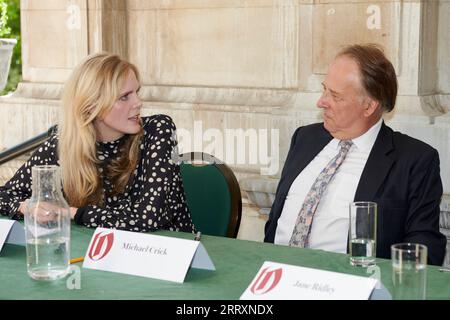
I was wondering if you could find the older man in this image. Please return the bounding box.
[264,44,446,266]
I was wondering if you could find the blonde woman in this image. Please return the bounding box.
[0,53,194,233]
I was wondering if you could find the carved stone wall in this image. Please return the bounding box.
[0,0,449,256]
[3,0,448,185]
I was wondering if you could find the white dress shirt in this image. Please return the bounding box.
[274,119,383,253]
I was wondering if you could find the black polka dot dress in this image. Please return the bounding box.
[0,114,195,234]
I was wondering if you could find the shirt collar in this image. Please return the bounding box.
[330,118,383,152]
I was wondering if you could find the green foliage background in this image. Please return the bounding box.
[0,0,21,95]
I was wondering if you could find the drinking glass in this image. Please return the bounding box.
[349,201,377,266]
[391,243,427,300]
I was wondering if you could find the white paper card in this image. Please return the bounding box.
[83,227,215,283]
[240,261,378,300]
[0,220,26,252]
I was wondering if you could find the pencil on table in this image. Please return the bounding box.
[70,257,84,264]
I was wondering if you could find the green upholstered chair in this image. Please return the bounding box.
[179,152,242,238]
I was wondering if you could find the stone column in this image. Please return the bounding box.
[17,0,128,101]
[87,0,128,58]
[18,0,88,99]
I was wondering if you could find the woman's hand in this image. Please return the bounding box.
[18,200,78,221]
[70,207,78,220]
[18,200,28,215]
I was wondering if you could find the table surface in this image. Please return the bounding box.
[1,222,449,300]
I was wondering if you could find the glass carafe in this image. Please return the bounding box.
[24,165,70,280]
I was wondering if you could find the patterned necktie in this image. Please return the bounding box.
[289,140,353,247]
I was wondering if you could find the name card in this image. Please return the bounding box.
[0,220,26,252]
[240,261,378,300]
[83,227,215,283]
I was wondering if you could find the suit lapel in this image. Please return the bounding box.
[280,125,333,199]
[354,122,396,201]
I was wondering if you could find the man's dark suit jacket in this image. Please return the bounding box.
[264,121,447,266]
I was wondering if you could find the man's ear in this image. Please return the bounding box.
[363,97,380,117]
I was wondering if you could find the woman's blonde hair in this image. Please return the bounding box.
[59,53,143,207]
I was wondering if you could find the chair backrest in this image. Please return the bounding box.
[179,152,242,238]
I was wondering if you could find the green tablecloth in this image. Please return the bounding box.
[0,222,449,300]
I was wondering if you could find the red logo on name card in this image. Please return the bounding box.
[88,231,115,261]
[250,267,283,295]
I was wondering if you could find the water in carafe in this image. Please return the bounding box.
[24,165,70,280]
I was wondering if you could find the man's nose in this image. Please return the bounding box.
[317,93,327,109]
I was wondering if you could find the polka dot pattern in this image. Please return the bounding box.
[0,114,195,234]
